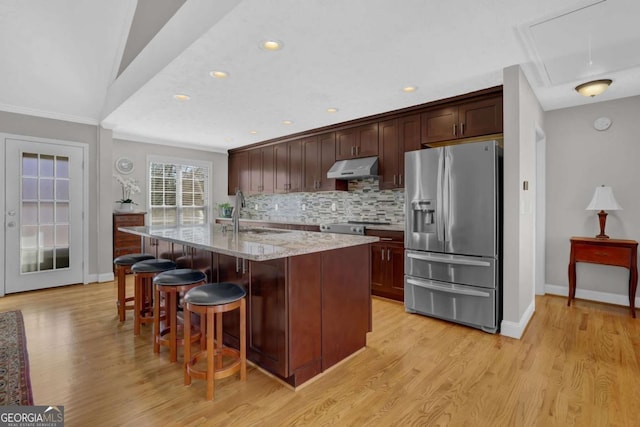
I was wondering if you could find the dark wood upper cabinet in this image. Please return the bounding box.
[229,88,503,194]
[422,95,503,145]
[228,151,249,195]
[302,133,347,192]
[335,123,379,160]
[274,140,302,193]
[249,145,274,194]
[379,114,420,190]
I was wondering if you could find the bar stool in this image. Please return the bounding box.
[131,258,177,336]
[113,253,155,322]
[183,283,247,400]
[153,269,207,362]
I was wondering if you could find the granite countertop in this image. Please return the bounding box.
[119,224,379,261]
[215,217,404,233]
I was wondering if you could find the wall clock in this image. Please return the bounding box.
[593,117,612,131]
[115,157,134,174]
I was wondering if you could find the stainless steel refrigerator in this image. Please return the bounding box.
[404,140,502,333]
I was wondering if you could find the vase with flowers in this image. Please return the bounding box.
[114,174,141,212]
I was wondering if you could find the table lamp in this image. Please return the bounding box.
[585,185,622,239]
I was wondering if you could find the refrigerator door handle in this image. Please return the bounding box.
[436,149,445,243]
[443,147,452,243]
[407,277,491,298]
[407,252,492,267]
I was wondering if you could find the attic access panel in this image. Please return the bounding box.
[527,0,640,85]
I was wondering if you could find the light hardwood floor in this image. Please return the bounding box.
[1,278,639,426]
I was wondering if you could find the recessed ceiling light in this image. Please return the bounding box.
[282,120,293,125]
[326,107,338,113]
[249,130,258,134]
[261,40,283,51]
[402,86,417,93]
[173,94,191,101]
[210,70,229,79]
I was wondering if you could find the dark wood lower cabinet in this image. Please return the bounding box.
[368,230,405,301]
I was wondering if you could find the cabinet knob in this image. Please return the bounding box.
[460,122,465,135]
[453,123,457,136]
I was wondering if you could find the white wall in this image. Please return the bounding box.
[112,139,229,219]
[502,65,544,338]
[544,95,640,304]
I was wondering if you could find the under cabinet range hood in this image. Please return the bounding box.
[327,156,378,180]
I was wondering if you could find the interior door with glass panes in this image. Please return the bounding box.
[5,138,84,293]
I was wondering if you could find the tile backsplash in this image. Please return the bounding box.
[234,178,405,224]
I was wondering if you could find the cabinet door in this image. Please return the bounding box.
[302,136,319,191]
[248,149,263,193]
[388,245,405,297]
[398,114,421,188]
[219,254,250,350]
[248,259,287,377]
[370,243,388,294]
[274,142,289,193]
[421,106,458,144]
[357,123,379,158]
[317,132,347,191]
[458,96,503,139]
[288,139,303,192]
[378,119,399,190]
[228,151,249,195]
[335,127,358,160]
[261,145,275,193]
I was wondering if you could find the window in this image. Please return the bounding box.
[148,157,210,226]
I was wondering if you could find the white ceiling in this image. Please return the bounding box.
[1,0,639,152]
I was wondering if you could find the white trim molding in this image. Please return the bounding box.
[545,283,640,307]
[501,300,535,339]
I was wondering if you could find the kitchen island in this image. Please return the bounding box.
[120,224,378,387]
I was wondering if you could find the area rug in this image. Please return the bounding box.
[0,310,34,405]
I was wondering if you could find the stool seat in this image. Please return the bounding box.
[153,269,207,286]
[113,254,156,322]
[184,283,246,306]
[132,258,177,273]
[184,282,247,400]
[114,253,155,266]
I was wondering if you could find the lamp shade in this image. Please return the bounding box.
[585,185,622,211]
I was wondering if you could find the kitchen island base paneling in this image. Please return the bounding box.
[223,247,370,387]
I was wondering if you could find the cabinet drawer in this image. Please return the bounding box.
[114,214,145,226]
[574,244,631,267]
[365,229,403,243]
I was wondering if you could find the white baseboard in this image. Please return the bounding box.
[545,283,640,306]
[87,272,115,284]
[500,299,535,339]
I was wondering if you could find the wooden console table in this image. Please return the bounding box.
[568,237,638,317]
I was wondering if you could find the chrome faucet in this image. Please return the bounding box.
[232,189,245,235]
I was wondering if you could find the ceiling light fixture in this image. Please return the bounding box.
[173,94,191,101]
[210,70,229,79]
[261,40,283,51]
[575,79,612,97]
[402,86,417,93]
[249,130,258,134]
[282,120,293,125]
[326,107,338,113]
